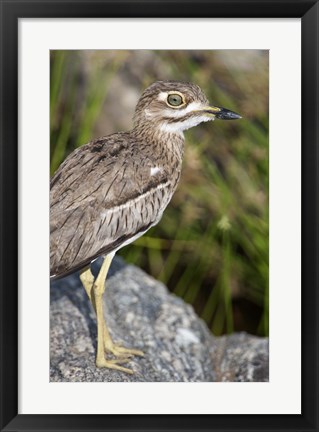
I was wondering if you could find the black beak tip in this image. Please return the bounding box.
[216,108,242,120]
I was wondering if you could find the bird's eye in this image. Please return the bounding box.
[167,93,183,107]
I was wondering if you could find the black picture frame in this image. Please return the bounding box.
[0,1,318,431]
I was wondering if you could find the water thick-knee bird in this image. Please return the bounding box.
[50,80,241,373]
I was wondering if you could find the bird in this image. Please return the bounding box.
[50,80,241,374]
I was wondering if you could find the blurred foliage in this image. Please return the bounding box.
[50,50,269,337]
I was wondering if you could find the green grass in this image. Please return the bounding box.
[50,50,269,337]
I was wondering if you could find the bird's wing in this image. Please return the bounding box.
[50,133,173,278]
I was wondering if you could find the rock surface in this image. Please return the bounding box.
[50,257,268,382]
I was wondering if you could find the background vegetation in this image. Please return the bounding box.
[50,50,269,337]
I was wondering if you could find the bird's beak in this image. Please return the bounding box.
[201,105,242,120]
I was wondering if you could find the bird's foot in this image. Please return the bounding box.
[104,340,144,359]
[96,357,134,374]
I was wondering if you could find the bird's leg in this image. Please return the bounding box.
[80,263,144,358]
[100,262,144,358]
[96,256,144,358]
[79,260,133,374]
[79,266,95,302]
[79,256,143,372]
[80,264,114,347]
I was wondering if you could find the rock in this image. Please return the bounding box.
[50,257,268,382]
[211,333,269,382]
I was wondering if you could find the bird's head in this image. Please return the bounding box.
[133,80,241,135]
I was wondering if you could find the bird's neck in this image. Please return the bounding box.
[132,123,185,165]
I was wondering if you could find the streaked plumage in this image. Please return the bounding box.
[50,130,183,278]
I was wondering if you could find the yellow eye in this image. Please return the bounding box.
[167,93,183,107]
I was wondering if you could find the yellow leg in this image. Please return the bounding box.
[79,255,143,373]
[79,266,95,302]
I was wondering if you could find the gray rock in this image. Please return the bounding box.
[50,257,268,382]
[211,333,269,382]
